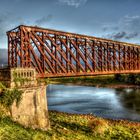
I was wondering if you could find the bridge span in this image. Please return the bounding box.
[7,25,140,78]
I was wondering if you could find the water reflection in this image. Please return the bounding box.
[47,84,140,121]
[116,88,140,113]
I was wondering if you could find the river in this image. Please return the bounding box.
[47,84,140,122]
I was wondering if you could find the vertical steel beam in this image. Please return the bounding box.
[19,26,23,67]
[118,44,121,70]
[76,38,79,72]
[8,34,11,67]
[85,39,87,72]
[15,41,17,67]
[103,44,106,71]
[100,42,103,71]
[66,36,68,73]
[128,46,131,70]
[92,40,95,72]
[60,40,63,67]
[123,45,126,70]
[132,47,135,70]
[54,35,57,73]
[41,32,45,73]
[113,44,116,71]
[107,43,110,71]
[70,41,72,73]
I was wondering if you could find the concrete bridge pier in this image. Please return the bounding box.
[11,85,49,130]
[0,67,49,130]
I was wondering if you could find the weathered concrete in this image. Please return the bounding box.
[0,67,50,130]
[11,85,49,130]
[0,67,37,88]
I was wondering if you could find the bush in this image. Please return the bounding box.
[114,74,140,85]
[127,74,140,85]
[127,74,136,84]
[88,118,109,134]
[135,75,140,85]
[114,74,122,81]
[0,88,23,109]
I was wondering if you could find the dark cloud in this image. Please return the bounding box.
[111,32,126,40]
[125,32,139,39]
[102,26,119,31]
[101,15,140,43]
[104,31,139,40]
[35,14,53,25]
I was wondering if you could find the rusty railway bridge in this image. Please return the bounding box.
[7,25,140,78]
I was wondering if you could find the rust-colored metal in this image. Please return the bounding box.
[7,25,140,78]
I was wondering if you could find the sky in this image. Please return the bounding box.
[0,0,140,48]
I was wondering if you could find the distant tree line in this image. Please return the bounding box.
[115,74,140,85]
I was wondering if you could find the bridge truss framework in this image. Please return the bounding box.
[7,25,140,77]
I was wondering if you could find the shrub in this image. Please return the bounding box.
[135,74,140,85]
[126,74,140,85]
[0,88,23,109]
[114,74,122,81]
[88,118,109,134]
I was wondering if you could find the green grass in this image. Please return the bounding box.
[49,75,127,86]
[0,111,140,140]
[0,74,140,139]
[48,74,140,88]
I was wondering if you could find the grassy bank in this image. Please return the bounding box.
[0,111,140,140]
[0,74,140,139]
[49,74,140,88]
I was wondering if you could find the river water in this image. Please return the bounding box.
[47,84,140,122]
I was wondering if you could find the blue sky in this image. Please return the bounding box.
[0,0,140,48]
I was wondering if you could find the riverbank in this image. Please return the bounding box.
[49,74,140,89]
[51,81,140,88]
[0,74,140,139]
[0,110,140,140]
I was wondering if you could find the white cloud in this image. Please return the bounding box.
[58,0,87,8]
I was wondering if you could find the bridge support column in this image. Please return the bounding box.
[0,67,49,130]
[11,85,49,130]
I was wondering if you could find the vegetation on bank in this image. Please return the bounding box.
[49,74,140,87]
[114,74,140,85]
[0,83,23,110]
[0,111,140,140]
[0,74,140,139]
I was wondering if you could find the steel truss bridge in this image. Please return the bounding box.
[7,25,140,78]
